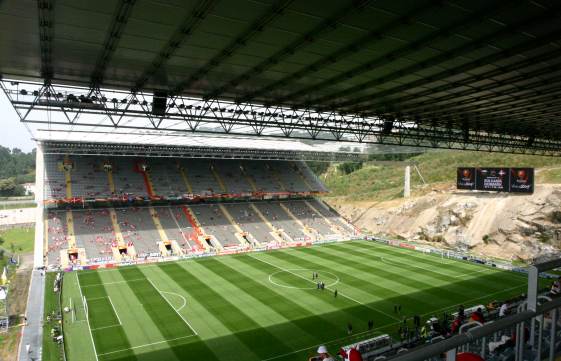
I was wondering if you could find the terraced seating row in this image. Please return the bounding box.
[43,154,326,201]
[45,200,356,266]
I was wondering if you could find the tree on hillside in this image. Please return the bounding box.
[0,146,35,194]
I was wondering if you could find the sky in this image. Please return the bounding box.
[0,90,36,152]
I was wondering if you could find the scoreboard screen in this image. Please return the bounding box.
[475,168,509,192]
[457,167,534,193]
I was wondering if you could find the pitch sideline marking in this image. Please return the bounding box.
[268,269,340,290]
[76,272,100,361]
[247,253,401,322]
[260,283,526,361]
[107,295,122,325]
[147,278,198,335]
[80,278,146,288]
[96,334,198,356]
[160,290,188,312]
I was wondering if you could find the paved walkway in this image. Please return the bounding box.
[18,269,45,361]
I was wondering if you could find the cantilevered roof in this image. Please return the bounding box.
[1,0,561,144]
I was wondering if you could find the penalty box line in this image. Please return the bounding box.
[87,296,123,330]
[146,278,199,336]
[97,334,198,357]
[247,253,401,322]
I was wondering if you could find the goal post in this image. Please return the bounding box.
[83,295,88,320]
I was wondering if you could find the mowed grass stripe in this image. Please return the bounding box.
[88,297,120,330]
[306,243,526,310]
[206,256,341,344]
[118,267,195,339]
[346,241,525,288]
[233,254,384,332]
[262,248,441,316]
[282,246,441,309]
[157,262,296,361]
[294,244,516,313]
[356,240,525,279]
[78,271,136,361]
[116,267,214,361]
[325,242,521,294]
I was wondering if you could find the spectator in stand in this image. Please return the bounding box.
[313,345,334,361]
[457,305,465,321]
[550,278,561,296]
[499,301,509,317]
[450,316,462,334]
[470,308,485,324]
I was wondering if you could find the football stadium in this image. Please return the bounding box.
[1,1,561,361]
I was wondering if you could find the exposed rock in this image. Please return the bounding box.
[329,184,561,262]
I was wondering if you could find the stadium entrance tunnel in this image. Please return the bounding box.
[268,269,340,290]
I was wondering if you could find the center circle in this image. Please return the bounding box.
[268,269,340,290]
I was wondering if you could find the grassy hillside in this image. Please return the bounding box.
[317,150,561,202]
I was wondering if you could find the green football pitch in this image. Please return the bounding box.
[60,240,530,361]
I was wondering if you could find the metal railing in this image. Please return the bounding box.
[388,259,561,361]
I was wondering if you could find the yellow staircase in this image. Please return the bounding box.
[250,204,286,244]
[106,168,116,194]
[279,203,316,240]
[268,164,287,191]
[148,207,184,256]
[183,205,219,251]
[218,204,257,247]
[240,163,258,192]
[109,208,126,262]
[304,200,342,235]
[66,211,77,249]
[178,164,193,194]
[63,155,73,199]
[294,163,313,191]
[210,164,228,193]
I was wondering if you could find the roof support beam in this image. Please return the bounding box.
[132,0,217,92]
[236,0,440,104]
[204,0,372,100]
[90,0,137,87]
[3,80,561,156]
[319,12,561,111]
[373,63,561,123]
[37,0,54,82]
[171,0,295,96]
[347,33,561,114]
[274,0,521,106]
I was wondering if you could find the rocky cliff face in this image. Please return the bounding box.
[328,184,561,262]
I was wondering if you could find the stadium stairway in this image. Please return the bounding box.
[177,162,193,194]
[304,200,342,235]
[210,163,228,193]
[250,203,288,244]
[136,164,156,198]
[240,163,258,192]
[108,208,128,262]
[65,211,77,249]
[149,207,184,256]
[63,156,73,199]
[180,205,215,251]
[279,202,317,241]
[105,166,116,194]
[293,163,314,191]
[218,204,259,248]
[267,163,288,191]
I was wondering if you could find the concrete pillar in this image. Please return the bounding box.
[33,142,45,268]
[404,165,411,198]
